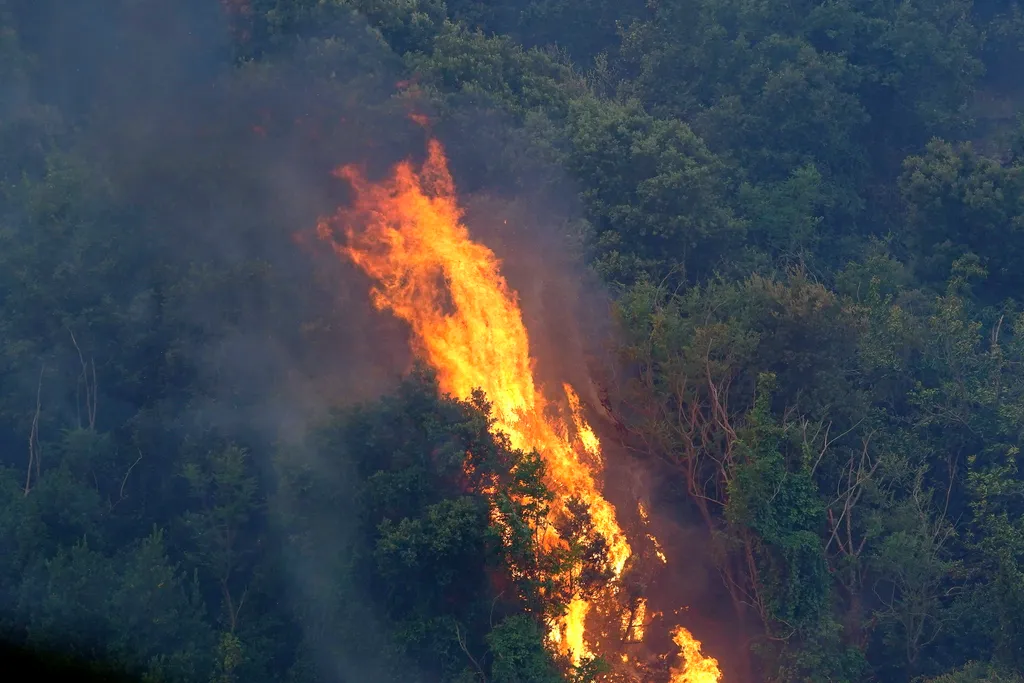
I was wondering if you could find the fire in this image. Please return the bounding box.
[622,597,647,642]
[316,136,721,681]
[638,502,668,564]
[565,384,601,460]
[316,137,627,660]
[408,112,431,128]
[669,627,722,683]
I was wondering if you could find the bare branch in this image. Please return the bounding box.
[88,357,97,429]
[455,623,488,683]
[222,578,251,634]
[25,365,44,497]
[810,418,865,478]
[825,432,878,558]
[489,590,505,630]
[234,584,249,630]
[67,326,98,430]
[110,452,144,511]
[992,314,1005,348]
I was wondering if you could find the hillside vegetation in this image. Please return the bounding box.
[2,1,1024,682]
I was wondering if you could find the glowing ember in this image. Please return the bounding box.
[317,137,721,681]
[638,502,668,564]
[622,597,648,642]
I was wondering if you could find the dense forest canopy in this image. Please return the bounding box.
[2,1,1024,682]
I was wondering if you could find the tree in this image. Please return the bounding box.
[899,140,1024,298]
[566,97,743,284]
[277,368,587,682]
[17,530,215,683]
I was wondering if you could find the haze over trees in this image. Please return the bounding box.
[2,1,1024,682]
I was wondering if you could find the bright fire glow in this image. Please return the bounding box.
[316,136,721,680]
[638,502,668,564]
[669,627,723,683]
[622,597,647,642]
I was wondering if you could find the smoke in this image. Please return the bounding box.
[1,0,640,678]
[84,3,613,437]
[435,112,746,675]
[412,96,620,423]
[457,193,611,412]
[420,106,742,678]
[18,0,426,418]
[1,1,425,680]
[2,1,732,680]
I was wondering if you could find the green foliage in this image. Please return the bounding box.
[724,374,859,682]
[966,447,1024,669]
[18,530,215,683]
[181,444,263,635]
[924,661,1024,683]
[487,615,564,683]
[446,0,647,62]
[281,368,566,683]
[2,1,1024,682]
[566,97,743,284]
[410,21,579,119]
[737,163,830,265]
[728,374,830,631]
[899,139,1024,296]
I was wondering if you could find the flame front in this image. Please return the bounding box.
[316,137,721,681]
[317,138,627,660]
[669,627,722,683]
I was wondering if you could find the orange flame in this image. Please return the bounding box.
[638,502,668,564]
[408,112,431,128]
[669,627,722,683]
[317,138,627,662]
[316,137,721,680]
[622,597,647,642]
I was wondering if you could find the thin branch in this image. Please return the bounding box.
[234,584,249,630]
[222,577,250,634]
[810,421,833,475]
[25,365,44,497]
[88,358,97,429]
[489,590,505,630]
[825,432,878,557]
[67,326,98,430]
[455,623,488,683]
[110,452,144,511]
[810,418,865,478]
[121,453,143,500]
[943,453,957,523]
[992,314,1004,348]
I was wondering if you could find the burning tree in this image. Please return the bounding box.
[314,135,722,680]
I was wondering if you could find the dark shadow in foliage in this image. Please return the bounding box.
[0,639,143,683]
